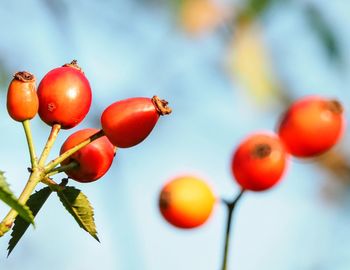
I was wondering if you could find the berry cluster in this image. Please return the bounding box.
[1,60,171,253]
[7,60,171,182]
[158,96,345,268]
[159,95,345,229]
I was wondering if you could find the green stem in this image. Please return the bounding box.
[0,128,105,237]
[41,177,67,192]
[22,120,38,168]
[221,190,245,270]
[0,124,62,236]
[0,168,44,236]
[44,129,105,173]
[46,161,79,178]
[38,124,61,166]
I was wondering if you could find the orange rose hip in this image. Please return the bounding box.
[159,176,215,229]
[7,71,38,122]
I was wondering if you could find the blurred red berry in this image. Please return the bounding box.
[232,133,288,191]
[278,96,345,157]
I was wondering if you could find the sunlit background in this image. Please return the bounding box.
[1,0,350,269]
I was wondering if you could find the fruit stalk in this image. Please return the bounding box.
[46,161,79,177]
[38,124,61,166]
[22,120,38,168]
[220,190,245,270]
[0,128,104,237]
[44,129,105,173]
[41,177,67,192]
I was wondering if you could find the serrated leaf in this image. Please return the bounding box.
[0,171,34,224]
[7,187,52,256]
[57,186,99,242]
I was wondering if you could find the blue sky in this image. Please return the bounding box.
[0,1,350,269]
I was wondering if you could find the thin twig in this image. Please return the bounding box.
[220,189,245,270]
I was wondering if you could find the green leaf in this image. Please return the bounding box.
[305,4,342,64]
[57,186,99,242]
[7,187,52,256]
[0,171,34,224]
[238,0,290,21]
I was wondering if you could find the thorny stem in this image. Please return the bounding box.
[22,120,38,168]
[44,129,105,173]
[220,190,245,270]
[38,124,61,166]
[46,161,79,178]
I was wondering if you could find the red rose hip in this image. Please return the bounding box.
[101,96,172,148]
[232,133,288,191]
[60,128,116,183]
[278,96,345,157]
[37,60,92,129]
[7,71,39,122]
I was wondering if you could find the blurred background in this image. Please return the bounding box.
[0,0,350,269]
